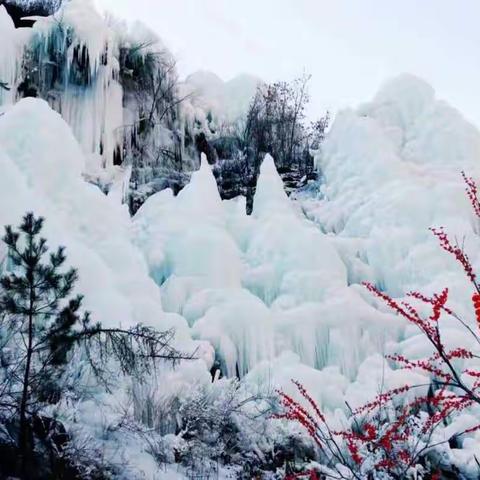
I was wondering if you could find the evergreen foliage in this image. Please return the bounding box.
[0,212,190,478]
[0,213,88,475]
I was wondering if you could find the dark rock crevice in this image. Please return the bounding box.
[1,0,62,28]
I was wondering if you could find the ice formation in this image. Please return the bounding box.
[132,74,480,424]
[0,7,17,106]
[0,0,124,168]
[133,150,400,380]
[133,154,275,377]
[0,0,194,194]
[2,3,480,473]
[306,74,480,307]
[300,74,480,403]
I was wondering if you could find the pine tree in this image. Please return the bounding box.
[0,212,191,477]
[0,212,88,476]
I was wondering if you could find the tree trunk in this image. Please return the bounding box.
[18,307,34,477]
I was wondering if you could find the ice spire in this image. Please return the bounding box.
[177,153,224,222]
[252,154,292,218]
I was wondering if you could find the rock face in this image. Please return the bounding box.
[2,0,61,28]
[195,132,218,165]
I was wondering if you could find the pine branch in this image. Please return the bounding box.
[77,323,195,381]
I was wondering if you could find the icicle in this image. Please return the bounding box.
[24,0,124,170]
[0,6,20,107]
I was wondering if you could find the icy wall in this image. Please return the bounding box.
[0,0,191,197]
[306,74,480,304]
[2,1,480,404]
[0,0,124,168]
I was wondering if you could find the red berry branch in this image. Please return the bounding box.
[430,227,476,285]
[276,172,480,479]
[462,171,480,219]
